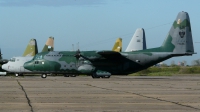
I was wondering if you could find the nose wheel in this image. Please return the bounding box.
[41,74,47,78]
[15,73,19,77]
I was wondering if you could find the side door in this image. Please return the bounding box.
[20,66,24,72]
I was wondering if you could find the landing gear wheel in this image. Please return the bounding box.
[92,73,100,79]
[41,74,47,78]
[64,74,69,77]
[70,74,76,77]
[15,73,19,77]
[102,76,110,78]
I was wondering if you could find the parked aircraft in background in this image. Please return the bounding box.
[0,49,8,65]
[24,11,195,79]
[22,39,38,57]
[2,37,54,76]
[0,49,8,75]
[125,28,147,52]
[112,38,122,52]
[0,38,37,75]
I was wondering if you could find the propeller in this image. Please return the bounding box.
[74,49,81,60]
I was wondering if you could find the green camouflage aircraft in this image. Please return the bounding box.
[24,11,195,78]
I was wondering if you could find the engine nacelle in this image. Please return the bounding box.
[0,72,7,76]
[77,64,94,74]
[95,70,111,76]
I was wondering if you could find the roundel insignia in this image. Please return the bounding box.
[179,31,185,38]
[177,19,181,24]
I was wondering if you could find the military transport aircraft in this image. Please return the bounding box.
[2,37,54,76]
[24,11,195,79]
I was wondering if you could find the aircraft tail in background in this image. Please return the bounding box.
[41,36,54,52]
[22,39,38,57]
[125,28,147,52]
[112,38,122,52]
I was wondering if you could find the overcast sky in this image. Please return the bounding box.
[0,0,200,65]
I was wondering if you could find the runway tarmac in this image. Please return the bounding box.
[0,75,200,112]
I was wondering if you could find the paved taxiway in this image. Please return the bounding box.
[0,75,200,112]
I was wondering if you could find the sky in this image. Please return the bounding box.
[0,0,200,65]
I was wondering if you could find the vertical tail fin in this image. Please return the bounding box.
[22,39,38,56]
[161,11,194,54]
[125,28,147,52]
[112,38,122,52]
[41,36,54,52]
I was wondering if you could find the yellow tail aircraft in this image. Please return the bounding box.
[112,38,122,52]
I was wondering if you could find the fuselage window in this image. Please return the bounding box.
[35,61,39,64]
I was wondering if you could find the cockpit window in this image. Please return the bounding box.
[33,55,43,60]
[9,58,16,62]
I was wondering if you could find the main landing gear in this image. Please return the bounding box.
[64,74,76,77]
[91,73,110,79]
[15,73,23,77]
[41,74,47,78]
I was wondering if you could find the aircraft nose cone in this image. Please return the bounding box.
[2,64,7,71]
[24,62,32,71]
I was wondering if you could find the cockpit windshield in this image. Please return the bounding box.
[32,55,43,60]
[9,58,16,62]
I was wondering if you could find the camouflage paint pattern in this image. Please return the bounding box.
[24,11,195,77]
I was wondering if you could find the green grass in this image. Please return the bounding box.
[129,66,200,76]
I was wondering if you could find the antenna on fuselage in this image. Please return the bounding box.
[72,44,74,51]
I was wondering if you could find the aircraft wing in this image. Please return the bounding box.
[96,50,122,59]
[78,50,123,62]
